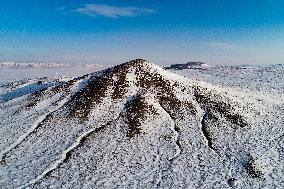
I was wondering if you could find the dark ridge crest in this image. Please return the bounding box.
[193,85,247,128]
[123,94,159,139]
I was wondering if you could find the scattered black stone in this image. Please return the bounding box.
[228,177,237,187]
[245,155,264,179]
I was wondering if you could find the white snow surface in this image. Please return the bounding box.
[0,63,108,85]
[0,60,283,189]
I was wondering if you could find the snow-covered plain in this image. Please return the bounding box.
[0,63,108,85]
[0,60,283,189]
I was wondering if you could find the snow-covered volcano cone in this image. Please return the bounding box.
[0,59,282,189]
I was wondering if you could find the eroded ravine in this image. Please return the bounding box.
[0,78,88,163]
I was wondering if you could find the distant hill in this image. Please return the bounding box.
[164,62,210,70]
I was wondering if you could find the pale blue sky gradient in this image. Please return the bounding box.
[1,0,284,65]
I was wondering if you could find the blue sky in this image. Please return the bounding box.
[1,0,284,65]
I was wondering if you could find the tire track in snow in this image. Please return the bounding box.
[0,78,87,162]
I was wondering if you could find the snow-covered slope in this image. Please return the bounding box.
[0,59,283,189]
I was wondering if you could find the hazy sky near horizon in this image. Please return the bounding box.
[1,0,284,65]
